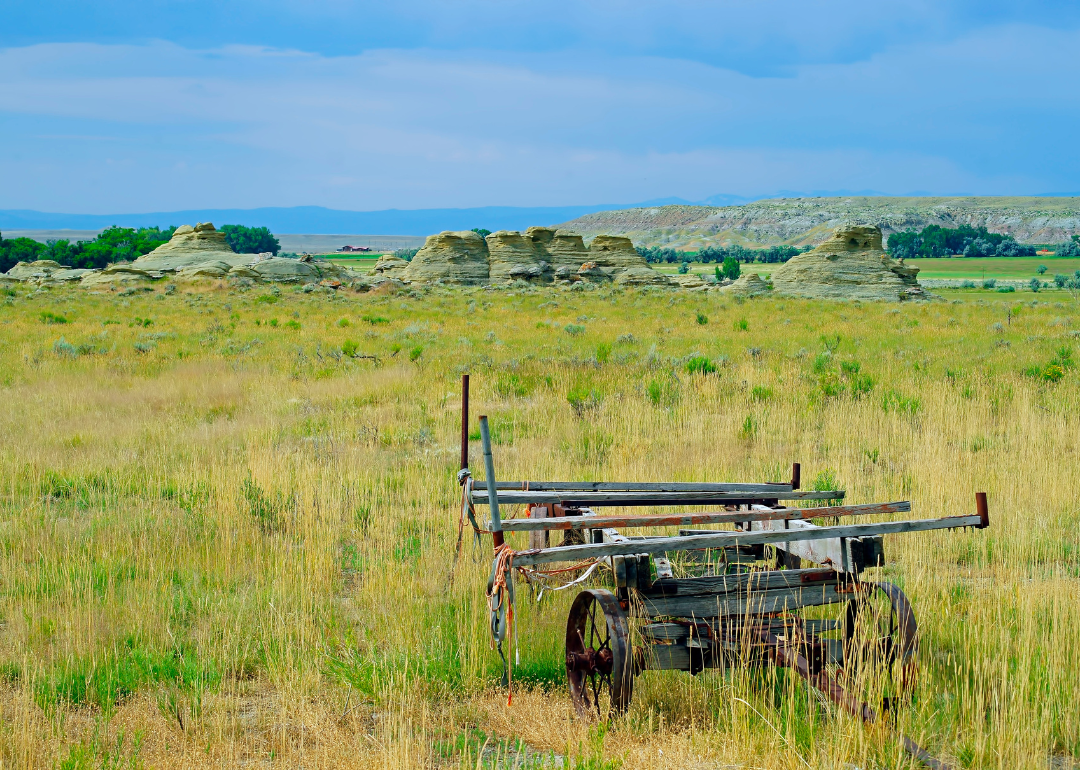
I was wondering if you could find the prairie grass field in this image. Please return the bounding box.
[0,281,1077,769]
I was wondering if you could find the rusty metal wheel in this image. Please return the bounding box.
[842,581,918,696]
[565,589,633,718]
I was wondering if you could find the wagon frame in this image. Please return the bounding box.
[455,376,988,770]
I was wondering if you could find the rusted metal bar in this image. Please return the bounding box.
[478,415,504,549]
[460,374,469,471]
[976,491,989,529]
[496,500,910,532]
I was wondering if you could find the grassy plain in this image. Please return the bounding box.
[0,281,1078,769]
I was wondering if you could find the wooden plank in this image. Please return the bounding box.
[642,617,841,641]
[783,491,847,500]
[474,489,799,506]
[748,515,885,573]
[642,623,688,641]
[497,501,910,532]
[643,644,692,671]
[487,481,794,493]
[639,582,849,618]
[527,504,549,550]
[511,514,981,566]
[641,567,843,598]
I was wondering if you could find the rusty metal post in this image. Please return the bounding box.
[975,492,989,529]
[460,374,470,471]
[790,462,801,491]
[479,415,505,548]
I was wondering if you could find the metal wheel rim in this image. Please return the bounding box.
[843,581,918,690]
[565,588,633,718]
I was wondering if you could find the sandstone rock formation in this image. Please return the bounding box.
[669,274,709,290]
[718,273,772,297]
[586,235,651,274]
[401,227,662,285]
[487,230,550,282]
[134,223,251,272]
[615,267,672,287]
[770,225,927,301]
[2,260,99,286]
[403,232,488,284]
[544,229,591,267]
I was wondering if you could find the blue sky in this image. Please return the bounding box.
[2,1,1079,213]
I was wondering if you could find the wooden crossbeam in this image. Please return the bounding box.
[483,481,794,492]
[510,514,982,567]
[470,488,843,506]
[495,501,909,532]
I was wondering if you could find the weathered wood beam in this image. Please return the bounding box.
[641,567,846,598]
[484,481,794,493]
[496,501,909,532]
[639,582,850,618]
[472,489,843,506]
[511,514,982,567]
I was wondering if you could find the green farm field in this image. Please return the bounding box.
[906,257,1080,281]
[0,281,1077,768]
[654,256,1080,282]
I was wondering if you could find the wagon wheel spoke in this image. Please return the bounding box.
[566,589,633,720]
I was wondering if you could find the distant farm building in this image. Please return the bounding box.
[337,245,372,253]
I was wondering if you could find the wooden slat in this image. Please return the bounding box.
[486,481,794,493]
[496,501,909,532]
[643,644,692,671]
[641,567,843,598]
[640,582,849,618]
[511,514,981,566]
[474,489,796,506]
[472,487,844,506]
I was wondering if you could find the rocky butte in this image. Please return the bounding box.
[2,223,353,287]
[394,227,670,286]
[770,225,927,301]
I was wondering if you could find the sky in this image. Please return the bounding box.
[2,0,1079,214]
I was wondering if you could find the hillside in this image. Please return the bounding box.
[557,196,1080,249]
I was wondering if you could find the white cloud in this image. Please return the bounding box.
[0,26,1076,212]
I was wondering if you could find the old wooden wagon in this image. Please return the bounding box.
[455,377,988,769]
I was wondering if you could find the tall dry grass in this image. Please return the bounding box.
[0,282,1076,768]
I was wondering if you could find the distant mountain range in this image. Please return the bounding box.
[0,199,696,236]
[4,192,1080,240]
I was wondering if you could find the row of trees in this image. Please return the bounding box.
[636,244,805,265]
[0,224,279,273]
[886,225,1037,259]
[1056,235,1080,256]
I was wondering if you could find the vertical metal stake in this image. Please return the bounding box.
[460,374,470,471]
[791,462,801,491]
[479,415,505,548]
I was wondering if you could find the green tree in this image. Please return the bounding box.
[471,228,492,238]
[721,255,740,281]
[0,231,46,273]
[1055,235,1080,257]
[221,225,279,255]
